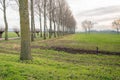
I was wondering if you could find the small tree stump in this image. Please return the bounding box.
[96,47,99,54]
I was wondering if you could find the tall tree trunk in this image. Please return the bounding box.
[44,0,47,40]
[53,21,56,37]
[49,0,52,38]
[3,0,8,40]
[63,24,65,35]
[52,11,56,37]
[33,22,36,38]
[39,7,42,37]
[31,0,35,41]
[57,23,60,37]
[49,16,52,38]
[19,0,32,60]
[60,21,63,36]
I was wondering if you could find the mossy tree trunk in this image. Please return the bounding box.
[19,0,32,60]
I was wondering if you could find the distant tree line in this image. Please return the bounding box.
[81,19,120,34]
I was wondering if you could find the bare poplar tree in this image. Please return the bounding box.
[30,0,35,41]
[43,0,47,39]
[48,0,52,38]
[35,0,43,38]
[0,0,9,40]
[82,21,88,33]
[57,0,66,35]
[30,0,37,41]
[52,0,57,37]
[112,19,120,34]
[82,20,94,33]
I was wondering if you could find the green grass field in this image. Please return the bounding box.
[35,33,120,52]
[2,32,18,38]
[0,33,120,80]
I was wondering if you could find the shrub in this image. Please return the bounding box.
[0,27,5,38]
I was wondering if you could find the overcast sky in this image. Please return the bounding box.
[0,0,120,31]
[66,0,120,31]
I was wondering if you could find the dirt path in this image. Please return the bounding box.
[0,37,20,41]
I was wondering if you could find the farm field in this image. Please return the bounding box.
[2,32,18,38]
[0,33,120,80]
[36,33,120,53]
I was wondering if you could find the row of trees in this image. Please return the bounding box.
[0,0,76,60]
[34,0,76,40]
[0,0,76,41]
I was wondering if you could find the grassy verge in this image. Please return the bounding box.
[0,52,119,80]
[0,33,120,80]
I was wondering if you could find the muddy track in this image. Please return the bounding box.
[0,37,20,41]
[50,47,120,55]
[32,46,120,55]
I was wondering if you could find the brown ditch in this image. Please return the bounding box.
[32,46,120,55]
[50,46,120,55]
